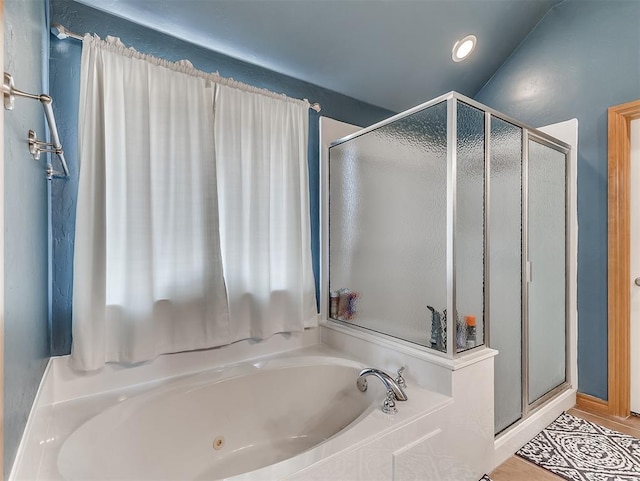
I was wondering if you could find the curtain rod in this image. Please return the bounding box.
[50,23,322,113]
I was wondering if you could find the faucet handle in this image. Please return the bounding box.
[382,390,398,415]
[395,366,407,389]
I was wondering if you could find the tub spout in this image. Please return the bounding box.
[356,368,408,404]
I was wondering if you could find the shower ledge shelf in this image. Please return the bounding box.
[319,320,497,371]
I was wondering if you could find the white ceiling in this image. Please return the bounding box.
[74,0,563,112]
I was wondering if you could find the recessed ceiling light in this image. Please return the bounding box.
[452,35,477,62]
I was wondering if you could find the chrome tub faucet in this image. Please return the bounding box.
[356,367,408,414]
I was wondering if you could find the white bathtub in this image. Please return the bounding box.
[57,355,384,481]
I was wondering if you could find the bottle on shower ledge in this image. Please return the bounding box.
[465,315,477,349]
[330,291,339,319]
[427,306,446,352]
[337,288,357,320]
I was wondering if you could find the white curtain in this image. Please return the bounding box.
[72,37,229,370]
[72,36,317,371]
[215,85,317,340]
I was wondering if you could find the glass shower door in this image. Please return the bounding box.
[490,126,568,433]
[490,118,523,434]
[527,137,567,405]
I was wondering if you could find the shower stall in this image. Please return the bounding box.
[326,92,571,436]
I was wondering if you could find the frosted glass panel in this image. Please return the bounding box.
[328,101,448,348]
[528,140,567,404]
[490,117,523,434]
[455,102,485,352]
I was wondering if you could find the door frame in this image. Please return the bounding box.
[0,0,5,474]
[608,99,640,417]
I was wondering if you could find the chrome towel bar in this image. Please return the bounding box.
[1,71,69,179]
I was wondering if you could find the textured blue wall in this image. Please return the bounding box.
[476,0,640,400]
[49,0,393,355]
[4,0,50,476]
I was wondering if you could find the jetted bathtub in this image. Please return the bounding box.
[57,355,386,480]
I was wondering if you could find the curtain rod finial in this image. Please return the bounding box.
[51,23,70,40]
[51,23,84,41]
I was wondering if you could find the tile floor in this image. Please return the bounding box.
[490,407,640,481]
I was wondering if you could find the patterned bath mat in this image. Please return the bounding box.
[479,476,493,481]
[517,412,640,480]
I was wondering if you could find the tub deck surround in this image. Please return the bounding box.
[320,320,577,479]
[11,320,566,480]
[11,342,459,481]
[291,332,498,481]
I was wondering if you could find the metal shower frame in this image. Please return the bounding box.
[323,91,571,426]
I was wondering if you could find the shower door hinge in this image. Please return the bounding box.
[526,261,532,283]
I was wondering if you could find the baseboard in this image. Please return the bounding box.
[575,392,609,416]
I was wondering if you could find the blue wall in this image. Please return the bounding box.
[4,0,50,476]
[49,0,393,355]
[476,0,640,400]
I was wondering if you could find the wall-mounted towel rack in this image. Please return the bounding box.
[1,72,70,179]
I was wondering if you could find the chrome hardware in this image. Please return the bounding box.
[3,72,15,110]
[28,130,63,161]
[382,390,397,415]
[2,72,70,178]
[635,278,640,287]
[28,130,39,158]
[395,366,407,389]
[2,72,44,110]
[357,367,408,414]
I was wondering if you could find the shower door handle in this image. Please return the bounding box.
[635,278,640,287]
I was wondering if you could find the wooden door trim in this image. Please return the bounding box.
[0,0,5,474]
[608,99,640,417]
[576,392,609,416]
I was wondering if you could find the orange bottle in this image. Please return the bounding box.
[465,315,477,349]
